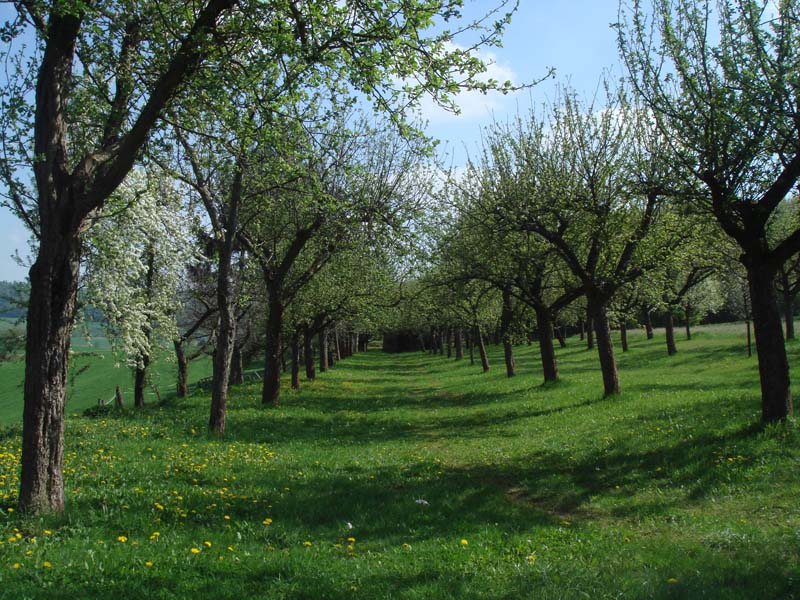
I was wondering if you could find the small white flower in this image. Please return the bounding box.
[415,499,429,506]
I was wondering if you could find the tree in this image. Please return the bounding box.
[0,0,525,511]
[619,0,800,421]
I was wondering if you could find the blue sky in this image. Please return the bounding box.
[0,0,623,282]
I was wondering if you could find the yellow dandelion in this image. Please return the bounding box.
[402,543,411,550]
[149,532,160,540]
[227,546,234,552]
[144,561,153,568]
[667,578,679,584]
[190,547,201,554]
[12,562,20,569]
[526,553,537,564]
[347,537,356,544]
[42,561,52,568]
[203,541,212,548]
[117,536,128,543]
[43,530,52,536]
[262,518,273,526]
[224,515,230,521]
[303,541,312,547]
[460,539,468,546]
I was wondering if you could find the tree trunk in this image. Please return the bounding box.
[555,326,566,348]
[304,326,316,380]
[334,329,341,361]
[468,330,475,365]
[20,228,81,514]
[209,228,239,435]
[784,290,795,341]
[578,317,584,341]
[115,385,124,409]
[747,262,792,422]
[319,328,328,372]
[644,310,654,340]
[500,286,515,377]
[262,293,284,405]
[174,339,188,398]
[535,308,559,382]
[454,329,464,360]
[586,310,594,350]
[665,311,677,356]
[230,341,244,385]
[446,328,453,358]
[746,318,752,357]
[475,326,489,372]
[134,356,148,408]
[684,301,692,340]
[290,330,300,390]
[589,296,620,395]
[620,321,629,352]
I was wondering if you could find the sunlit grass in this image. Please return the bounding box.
[0,323,797,598]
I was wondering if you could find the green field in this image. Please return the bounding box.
[0,318,212,425]
[0,324,798,598]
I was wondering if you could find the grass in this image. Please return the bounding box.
[0,323,798,598]
[0,319,212,424]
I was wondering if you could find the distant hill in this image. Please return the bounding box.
[0,281,27,319]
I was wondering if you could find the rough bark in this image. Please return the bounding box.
[262,293,284,405]
[114,385,124,409]
[555,326,566,348]
[230,342,243,385]
[475,327,489,372]
[468,330,475,365]
[174,339,189,397]
[134,357,148,408]
[589,296,620,395]
[747,263,792,421]
[319,328,328,372]
[644,310,654,340]
[620,321,629,353]
[454,329,464,360]
[665,312,677,356]
[586,313,594,349]
[304,326,316,380]
[290,330,300,390]
[684,301,692,340]
[535,308,558,382]
[784,290,795,341]
[500,286,515,377]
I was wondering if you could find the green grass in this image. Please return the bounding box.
[0,324,798,598]
[0,321,212,424]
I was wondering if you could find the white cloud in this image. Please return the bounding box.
[412,45,519,125]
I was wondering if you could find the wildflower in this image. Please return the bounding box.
[460,539,468,546]
[43,530,52,536]
[149,532,160,541]
[144,561,153,568]
[224,515,231,521]
[117,536,128,543]
[347,537,356,544]
[402,543,411,550]
[12,562,20,569]
[190,547,201,554]
[303,541,312,547]
[262,518,273,526]
[227,546,234,552]
[42,561,52,568]
[667,578,679,584]
[526,553,537,564]
[203,541,212,548]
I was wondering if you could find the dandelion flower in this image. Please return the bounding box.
[203,541,212,548]
[303,541,312,547]
[460,539,468,546]
[144,561,153,568]
[262,518,273,526]
[347,537,356,544]
[43,530,52,536]
[667,578,679,584]
[402,543,411,550]
[42,561,52,568]
[149,532,160,541]
[12,562,20,569]
[117,536,128,543]
[190,547,201,554]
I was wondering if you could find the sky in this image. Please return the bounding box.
[0,0,624,282]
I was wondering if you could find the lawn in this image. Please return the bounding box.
[0,319,212,425]
[0,324,797,598]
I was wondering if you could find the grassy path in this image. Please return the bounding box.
[0,325,798,598]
